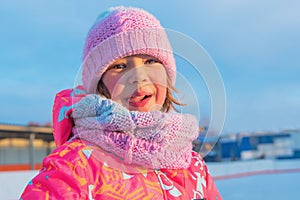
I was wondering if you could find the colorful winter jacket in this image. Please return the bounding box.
[20,139,221,199]
[20,88,222,199]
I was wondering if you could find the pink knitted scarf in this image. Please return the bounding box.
[71,94,198,169]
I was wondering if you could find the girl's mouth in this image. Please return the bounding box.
[128,94,152,107]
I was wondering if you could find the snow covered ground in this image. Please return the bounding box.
[0,170,38,200]
[1,159,300,199]
[211,159,300,199]
[216,171,300,199]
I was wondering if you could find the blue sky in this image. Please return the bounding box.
[0,0,299,133]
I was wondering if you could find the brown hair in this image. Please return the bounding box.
[96,78,185,112]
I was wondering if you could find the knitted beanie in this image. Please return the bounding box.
[82,6,176,93]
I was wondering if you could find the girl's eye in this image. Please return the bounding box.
[112,64,127,70]
[145,59,160,65]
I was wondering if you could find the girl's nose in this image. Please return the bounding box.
[128,66,150,84]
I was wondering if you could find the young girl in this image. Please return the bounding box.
[20,6,222,199]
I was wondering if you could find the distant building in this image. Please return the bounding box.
[0,123,55,171]
[220,135,240,161]
[237,131,297,160]
[195,128,300,162]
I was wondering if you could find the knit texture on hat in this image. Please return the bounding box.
[82,6,176,93]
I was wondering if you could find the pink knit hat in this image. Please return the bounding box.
[82,6,176,93]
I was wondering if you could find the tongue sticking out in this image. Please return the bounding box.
[130,95,149,102]
[128,94,152,109]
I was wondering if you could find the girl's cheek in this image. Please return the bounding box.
[156,85,167,105]
[103,73,122,92]
[149,69,168,87]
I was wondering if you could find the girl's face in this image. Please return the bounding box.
[102,54,167,112]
